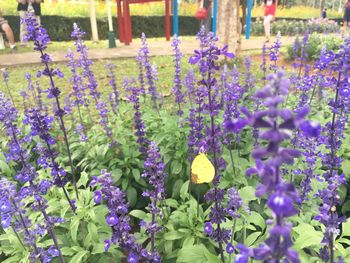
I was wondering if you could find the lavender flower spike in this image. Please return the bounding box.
[1,68,15,106]
[25,13,78,198]
[141,33,160,113]
[235,71,318,263]
[91,170,154,262]
[141,141,166,261]
[172,35,185,117]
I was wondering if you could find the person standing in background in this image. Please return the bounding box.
[322,7,327,19]
[344,0,350,30]
[17,0,42,45]
[263,0,277,42]
[198,0,212,32]
[0,9,17,52]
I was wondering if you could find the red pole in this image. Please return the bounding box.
[116,0,125,42]
[126,0,132,43]
[123,0,131,45]
[165,0,170,41]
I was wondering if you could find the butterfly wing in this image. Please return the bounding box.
[191,153,215,184]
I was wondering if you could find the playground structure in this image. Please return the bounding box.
[114,0,252,46]
[116,0,171,45]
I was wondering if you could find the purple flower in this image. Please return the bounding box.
[71,23,100,102]
[25,13,78,197]
[171,35,186,116]
[106,63,119,115]
[204,222,213,235]
[226,243,235,254]
[1,68,15,107]
[141,33,159,113]
[236,71,305,262]
[269,32,281,72]
[141,142,166,257]
[92,170,153,261]
[127,79,149,154]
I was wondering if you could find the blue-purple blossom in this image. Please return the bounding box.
[171,35,185,116]
[237,71,306,263]
[141,142,166,260]
[91,170,154,262]
[71,23,100,102]
[106,63,119,115]
[190,29,234,262]
[1,68,15,106]
[141,33,159,113]
[269,32,281,72]
[25,13,78,198]
[127,79,149,154]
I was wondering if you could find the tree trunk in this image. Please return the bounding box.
[217,0,241,55]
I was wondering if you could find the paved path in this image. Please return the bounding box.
[0,36,295,67]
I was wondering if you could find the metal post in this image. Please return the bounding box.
[89,0,99,42]
[106,0,116,48]
[212,0,218,35]
[245,0,253,39]
[173,0,178,35]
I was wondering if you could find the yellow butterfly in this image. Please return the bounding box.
[191,153,215,184]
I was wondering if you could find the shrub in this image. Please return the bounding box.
[286,32,343,61]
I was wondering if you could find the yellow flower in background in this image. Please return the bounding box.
[191,153,215,184]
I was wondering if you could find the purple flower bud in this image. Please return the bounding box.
[0,202,11,213]
[267,192,297,218]
[127,252,139,263]
[48,246,59,256]
[1,215,11,228]
[204,222,213,235]
[226,243,235,254]
[234,254,249,263]
[299,120,321,138]
[106,213,118,226]
[104,240,111,252]
[94,190,102,204]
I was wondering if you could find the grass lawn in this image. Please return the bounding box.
[2,55,195,109]
[2,46,283,111]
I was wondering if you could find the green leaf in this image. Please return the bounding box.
[248,211,266,230]
[132,169,141,182]
[77,172,89,188]
[238,186,257,202]
[182,236,195,247]
[180,180,189,201]
[171,160,182,175]
[164,231,186,241]
[69,250,89,263]
[61,247,75,256]
[177,244,208,262]
[293,223,323,250]
[341,218,350,237]
[112,169,123,182]
[87,222,98,241]
[0,160,11,176]
[91,243,105,255]
[246,231,262,246]
[129,210,147,219]
[171,179,184,199]
[164,198,179,208]
[127,187,137,207]
[204,249,221,263]
[70,217,80,244]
